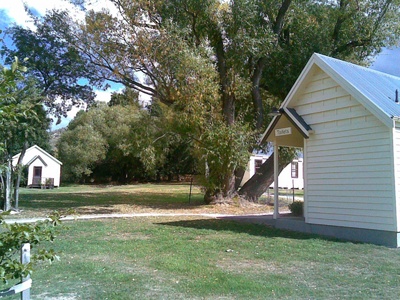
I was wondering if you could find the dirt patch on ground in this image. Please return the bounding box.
[72,202,277,219]
[8,201,276,220]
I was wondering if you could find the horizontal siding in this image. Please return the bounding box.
[295,68,396,231]
[307,216,393,231]
[304,107,370,124]
[307,184,392,192]
[306,139,391,153]
[308,129,390,145]
[306,170,391,179]
[307,195,393,204]
[308,177,391,186]
[308,202,392,212]
[309,123,389,141]
[308,207,392,218]
[394,127,400,230]
[307,157,392,169]
[308,144,389,158]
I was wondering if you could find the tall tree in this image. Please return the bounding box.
[0,58,49,211]
[57,103,160,182]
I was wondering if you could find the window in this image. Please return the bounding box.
[291,162,298,178]
[254,159,263,174]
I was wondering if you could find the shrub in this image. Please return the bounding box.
[288,201,303,216]
[0,211,62,284]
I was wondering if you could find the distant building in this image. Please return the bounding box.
[241,154,304,189]
[12,145,62,188]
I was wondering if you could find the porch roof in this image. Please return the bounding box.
[261,107,311,148]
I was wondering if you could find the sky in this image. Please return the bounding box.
[0,0,399,129]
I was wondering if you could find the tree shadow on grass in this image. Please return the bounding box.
[157,217,349,244]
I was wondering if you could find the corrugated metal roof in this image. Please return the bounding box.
[315,54,400,119]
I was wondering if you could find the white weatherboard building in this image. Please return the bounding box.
[12,145,62,188]
[262,53,400,247]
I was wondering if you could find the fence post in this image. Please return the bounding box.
[20,244,30,300]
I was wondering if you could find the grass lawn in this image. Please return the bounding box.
[3,217,400,299]
[3,184,398,299]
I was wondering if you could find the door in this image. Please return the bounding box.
[32,166,42,186]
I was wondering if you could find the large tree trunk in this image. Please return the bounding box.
[238,153,290,202]
[251,57,266,129]
[233,1,293,191]
[204,0,294,203]
[203,22,238,202]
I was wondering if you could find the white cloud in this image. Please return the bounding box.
[95,87,120,103]
[0,0,81,30]
[0,0,118,30]
[0,1,32,28]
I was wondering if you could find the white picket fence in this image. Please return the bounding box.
[0,243,31,299]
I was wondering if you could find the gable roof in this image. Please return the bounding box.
[13,145,62,166]
[261,107,311,144]
[282,53,400,128]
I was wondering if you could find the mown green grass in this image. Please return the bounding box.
[2,185,398,299]
[4,217,400,299]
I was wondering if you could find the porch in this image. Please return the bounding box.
[29,177,55,189]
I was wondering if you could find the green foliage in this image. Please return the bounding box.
[196,120,255,194]
[0,211,62,284]
[262,0,400,99]
[2,18,98,119]
[108,88,140,107]
[0,58,50,210]
[57,103,194,183]
[288,200,304,216]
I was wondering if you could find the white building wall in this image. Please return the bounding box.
[294,67,396,231]
[393,125,400,231]
[270,159,304,189]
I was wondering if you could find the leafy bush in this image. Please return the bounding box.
[0,211,62,284]
[288,201,303,216]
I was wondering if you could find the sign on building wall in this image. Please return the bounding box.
[275,127,292,136]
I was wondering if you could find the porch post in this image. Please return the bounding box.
[273,142,279,219]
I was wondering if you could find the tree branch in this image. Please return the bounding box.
[273,0,292,35]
